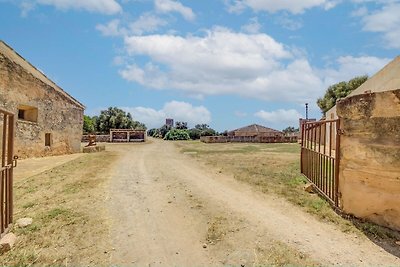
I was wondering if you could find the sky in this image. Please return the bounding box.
[0,0,399,131]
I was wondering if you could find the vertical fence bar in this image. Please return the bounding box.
[7,114,14,224]
[300,123,304,174]
[312,125,316,183]
[1,114,7,234]
[329,122,333,157]
[0,110,15,237]
[318,123,322,189]
[334,119,341,206]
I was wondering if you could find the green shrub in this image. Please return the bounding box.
[188,128,201,140]
[164,129,190,140]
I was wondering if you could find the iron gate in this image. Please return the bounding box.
[0,108,16,238]
[300,119,341,206]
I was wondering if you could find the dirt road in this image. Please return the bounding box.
[106,139,400,266]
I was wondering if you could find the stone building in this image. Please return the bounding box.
[326,56,400,121]
[228,124,282,138]
[165,118,174,127]
[0,41,85,158]
[201,124,297,143]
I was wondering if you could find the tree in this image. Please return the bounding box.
[158,124,172,138]
[187,124,217,140]
[147,128,157,137]
[164,129,190,140]
[188,128,201,140]
[317,75,368,115]
[200,128,217,137]
[220,130,228,136]
[83,115,95,133]
[175,121,188,129]
[282,126,299,134]
[96,107,146,134]
[194,124,209,130]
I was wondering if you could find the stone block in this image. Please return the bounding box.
[303,183,314,193]
[0,233,17,254]
[16,217,33,228]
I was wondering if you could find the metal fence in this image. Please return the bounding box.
[0,108,16,238]
[300,119,341,206]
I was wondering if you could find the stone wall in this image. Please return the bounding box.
[200,135,298,143]
[200,136,228,143]
[337,89,400,230]
[0,52,84,158]
[82,135,110,143]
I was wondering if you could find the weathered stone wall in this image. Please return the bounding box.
[337,89,400,230]
[82,135,110,143]
[0,53,84,158]
[200,135,298,143]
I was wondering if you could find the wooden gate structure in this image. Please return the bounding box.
[0,108,17,238]
[300,119,341,206]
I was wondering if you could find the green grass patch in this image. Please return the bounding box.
[22,202,36,209]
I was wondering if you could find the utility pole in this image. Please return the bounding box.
[305,103,309,120]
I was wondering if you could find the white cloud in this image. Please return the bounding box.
[320,56,390,86]
[112,56,125,66]
[96,14,167,37]
[96,19,126,37]
[154,0,195,21]
[275,15,303,30]
[255,109,303,126]
[123,101,211,129]
[120,27,388,103]
[241,17,261,34]
[225,0,339,14]
[36,0,122,14]
[20,1,35,17]
[129,13,168,35]
[358,2,400,48]
[351,6,368,17]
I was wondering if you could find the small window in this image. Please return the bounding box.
[18,105,38,123]
[45,133,52,147]
[18,109,25,120]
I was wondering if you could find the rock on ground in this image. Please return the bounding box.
[0,233,17,254]
[16,217,33,228]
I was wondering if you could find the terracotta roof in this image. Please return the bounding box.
[230,124,282,133]
[0,40,85,109]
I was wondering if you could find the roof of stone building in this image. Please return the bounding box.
[230,124,282,134]
[326,55,400,116]
[0,40,85,109]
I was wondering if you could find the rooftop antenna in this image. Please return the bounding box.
[305,103,309,120]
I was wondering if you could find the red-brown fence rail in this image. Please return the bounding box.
[300,119,341,206]
[0,108,15,238]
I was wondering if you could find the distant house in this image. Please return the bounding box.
[0,41,85,158]
[228,124,283,140]
[201,124,297,143]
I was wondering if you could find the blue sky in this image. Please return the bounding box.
[0,0,399,131]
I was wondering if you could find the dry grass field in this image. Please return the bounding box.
[177,141,400,248]
[1,151,118,266]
